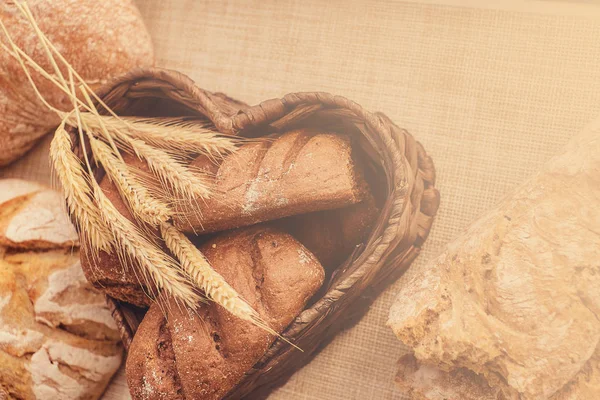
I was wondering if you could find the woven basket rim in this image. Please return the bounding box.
[75,67,440,399]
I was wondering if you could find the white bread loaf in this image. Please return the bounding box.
[388,119,600,399]
[0,179,122,400]
[0,0,153,166]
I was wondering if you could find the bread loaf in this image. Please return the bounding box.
[387,120,600,399]
[126,227,325,400]
[0,0,153,166]
[176,129,365,233]
[0,179,122,400]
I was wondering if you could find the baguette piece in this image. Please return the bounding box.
[176,129,365,233]
[387,121,600,399]
[126,227,325,400]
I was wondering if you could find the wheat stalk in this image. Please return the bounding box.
[89,138,172,226]
[160,223,257,316]
[160,222,297,347]
[70,114,238,159]
[50,123,112,252]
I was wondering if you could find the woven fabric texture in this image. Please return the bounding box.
[2,1,600,399]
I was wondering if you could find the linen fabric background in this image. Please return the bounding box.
[2,1,600,399]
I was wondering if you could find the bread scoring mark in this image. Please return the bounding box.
[0,293,45,357]
[0,179,44,206]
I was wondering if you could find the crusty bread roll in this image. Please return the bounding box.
[0,179,122,400]
[178,129,366,233]
[387,120,600,399]
[126,226,325,400]
[0,0,153,166]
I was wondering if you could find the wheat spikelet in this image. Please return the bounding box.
[160,223,257,316]
[94,187,200,309]
[72,114,239,158]
[89,138,172,226]
[113,132,212,201]
[50,124,112,252]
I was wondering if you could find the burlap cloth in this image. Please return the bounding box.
[2,1,600,399]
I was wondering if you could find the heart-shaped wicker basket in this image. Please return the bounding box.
[72,67,439,399]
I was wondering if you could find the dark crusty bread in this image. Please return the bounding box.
[175,129,365,233]
[126,227,325,400]
[279,187,378,269]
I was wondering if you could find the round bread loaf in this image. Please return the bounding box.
[0,0,154,166]
[0,179,122,400]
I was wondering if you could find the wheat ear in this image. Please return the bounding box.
[93,186,200,309]
[114,133,212,201]
[160,223,258,315]
[72,114,239,159]
[50,123,112,252]
[89,138,172,226]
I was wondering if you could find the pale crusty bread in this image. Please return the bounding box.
[395,349,600,400]
[0,0,153,167]
[388,120,600,399]
[126,227,325,400]
[0,179,122,400]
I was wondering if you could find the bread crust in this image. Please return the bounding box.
[0,0,153,166]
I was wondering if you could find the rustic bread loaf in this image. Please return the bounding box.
[126,227,325,400]
[0,179,122,400]
[0,0,153,166]
[176,129,366,233]
[387,120,600,399]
